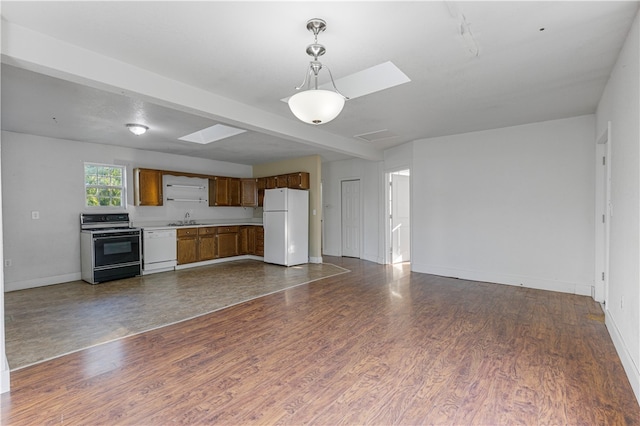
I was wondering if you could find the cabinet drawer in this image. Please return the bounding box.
[217,226,239,234]
[177,228,198,237]
[198,227,216,236]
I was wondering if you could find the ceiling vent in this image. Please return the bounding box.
[354,129,399,142]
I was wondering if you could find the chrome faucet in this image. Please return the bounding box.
[184,212,190,222]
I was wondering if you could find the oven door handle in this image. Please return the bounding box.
[93,234,139,241]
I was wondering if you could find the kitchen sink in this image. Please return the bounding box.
[167,221,199,226]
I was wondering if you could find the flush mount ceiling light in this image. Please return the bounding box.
[126,123,149,136]
[288,18,348,125]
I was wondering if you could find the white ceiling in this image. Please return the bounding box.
[1,1,638,165]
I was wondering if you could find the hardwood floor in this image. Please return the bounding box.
[2,257,638,425]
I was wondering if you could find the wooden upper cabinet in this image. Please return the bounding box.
[229,178,241,206]
[275,175,289,188]
[134,167,308,208]
[210,177,241,207]
[209,177,227,206]
[134,168,163,206]
[287,172,310,189]
[241,179,258,207]
[256,178,266,207]
[265,176,277,189]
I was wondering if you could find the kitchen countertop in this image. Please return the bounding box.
[135,218,263,231]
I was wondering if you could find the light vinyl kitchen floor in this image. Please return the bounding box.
[4,260,348,369]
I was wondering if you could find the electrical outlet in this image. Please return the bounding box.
[4,259,12,267]
[31,211,40,220]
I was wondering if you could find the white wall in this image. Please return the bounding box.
[0,131,9,393]
[411,115,595,295]
[322,158,384,263]
[596,10,640,403]
[322,116,596,299]
[1,131,253,291]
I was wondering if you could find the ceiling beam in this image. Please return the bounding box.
[1,20,383,161]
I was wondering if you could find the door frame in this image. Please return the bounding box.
[594,122,611,304]
[384,167,411,265]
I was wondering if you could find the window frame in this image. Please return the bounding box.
[84,162,127,209]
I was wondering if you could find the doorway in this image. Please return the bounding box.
[389,169,411,264]
[341,179,361,258]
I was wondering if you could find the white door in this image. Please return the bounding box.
[341,180,360,258]
[595,123,611,303]
[391,171,410,263]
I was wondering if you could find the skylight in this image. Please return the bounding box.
[178,124,246,144]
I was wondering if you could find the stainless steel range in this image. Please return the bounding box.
[80,213,142,284]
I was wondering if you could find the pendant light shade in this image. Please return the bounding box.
[288,89,345,125]
[288,19,348,125]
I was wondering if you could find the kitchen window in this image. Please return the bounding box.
[84,163,126,207]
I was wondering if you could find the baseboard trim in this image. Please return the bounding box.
[1,355,9,394]
[411,263,592,296]
[362,253,385,265]
[605,307,640,405]
[309,256,322,264]
[5,272,82,292]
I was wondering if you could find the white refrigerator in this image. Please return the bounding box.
[263,188,309,266]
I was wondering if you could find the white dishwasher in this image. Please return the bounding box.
[142,229,177,274]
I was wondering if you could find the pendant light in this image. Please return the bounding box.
[288,19,348,125]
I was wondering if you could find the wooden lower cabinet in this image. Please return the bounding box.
[177,225,262,265]
[216,227,239,258]
[177,227,217,264]
[240,226,263,256]
[177,228,198,265]
[255,226,264,256]
[239,226,256,255]
[198,227,216,261]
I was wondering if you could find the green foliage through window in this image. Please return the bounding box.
[84,163,125,207]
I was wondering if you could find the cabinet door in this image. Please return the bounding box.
[256,178,266,207]
[276,174,289,188]
[198,234,216,261]
[210,177,229,206]
[229,178,241,206]
[247,226,257,254]
[265,176,277,189]
[288,172,310,189]
[239,226,257,254]
[216,233,239,258]
[239,226,249,254]
[241,179,258,207]
[177,236,197,264]
[255,226,264,256]
[135,168,163,206]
